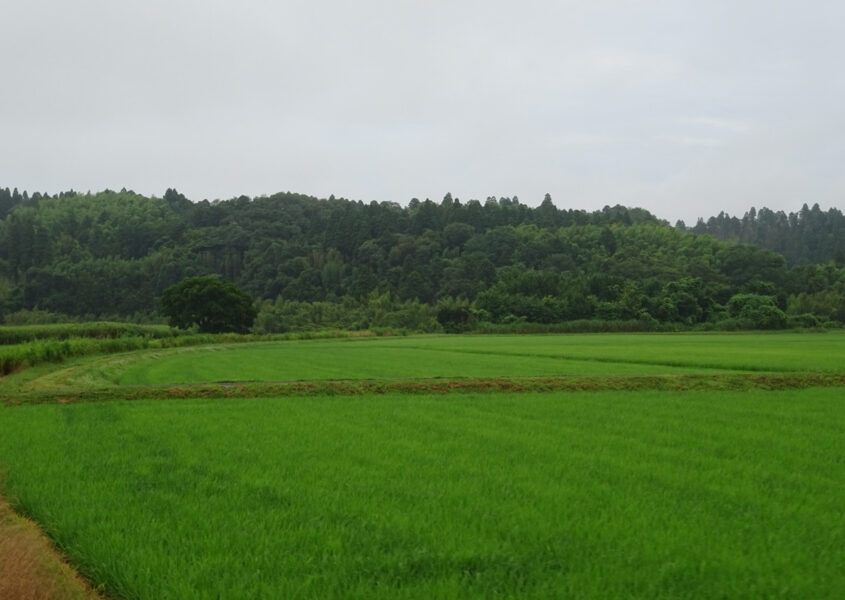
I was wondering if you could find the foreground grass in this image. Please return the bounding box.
[1,389,843,599]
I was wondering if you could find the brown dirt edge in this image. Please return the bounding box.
[5,372,845,406]
[0,495,104,600]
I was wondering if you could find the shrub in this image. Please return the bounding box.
[725,294,787,330]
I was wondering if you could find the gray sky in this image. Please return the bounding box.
[3,0,844,223]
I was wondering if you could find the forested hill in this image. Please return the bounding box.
[0,187,843,330]
[680,204,845,266]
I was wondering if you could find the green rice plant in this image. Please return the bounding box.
[1,388,843,599]
[0,329,404,377]
[107,332,845,388]
[4,332,844,394]
[392,332,845,373]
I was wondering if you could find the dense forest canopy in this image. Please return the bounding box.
[680,204,845,266]
[0,186,842,331]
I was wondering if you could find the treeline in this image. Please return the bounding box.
[0,187,843,331]
[681,204,845,266]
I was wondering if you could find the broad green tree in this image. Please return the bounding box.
[160,276,256,333]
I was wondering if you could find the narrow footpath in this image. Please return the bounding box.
[0,496,102,600]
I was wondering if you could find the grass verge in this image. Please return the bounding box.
[0,495,103,600]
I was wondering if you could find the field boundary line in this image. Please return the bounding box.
[5,372,844,405]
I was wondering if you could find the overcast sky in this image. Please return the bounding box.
[2,0,844,223]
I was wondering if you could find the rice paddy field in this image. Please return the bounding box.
[1,332,844,599]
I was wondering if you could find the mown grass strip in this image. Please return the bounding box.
[6,372,844,405]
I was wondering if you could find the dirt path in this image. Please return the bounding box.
[0,495,103,600]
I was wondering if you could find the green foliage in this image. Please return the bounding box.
[435,297,474,333]
[160,276,256,333]
[473,318,667,334]
[0,187,843,331]
[788,290,845,323]
[787,313,823,329]
[252,292,440,334]
[725,294,788,330]
[690,203,845,266]
[2,308,69,325]
[0,322,175,345]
